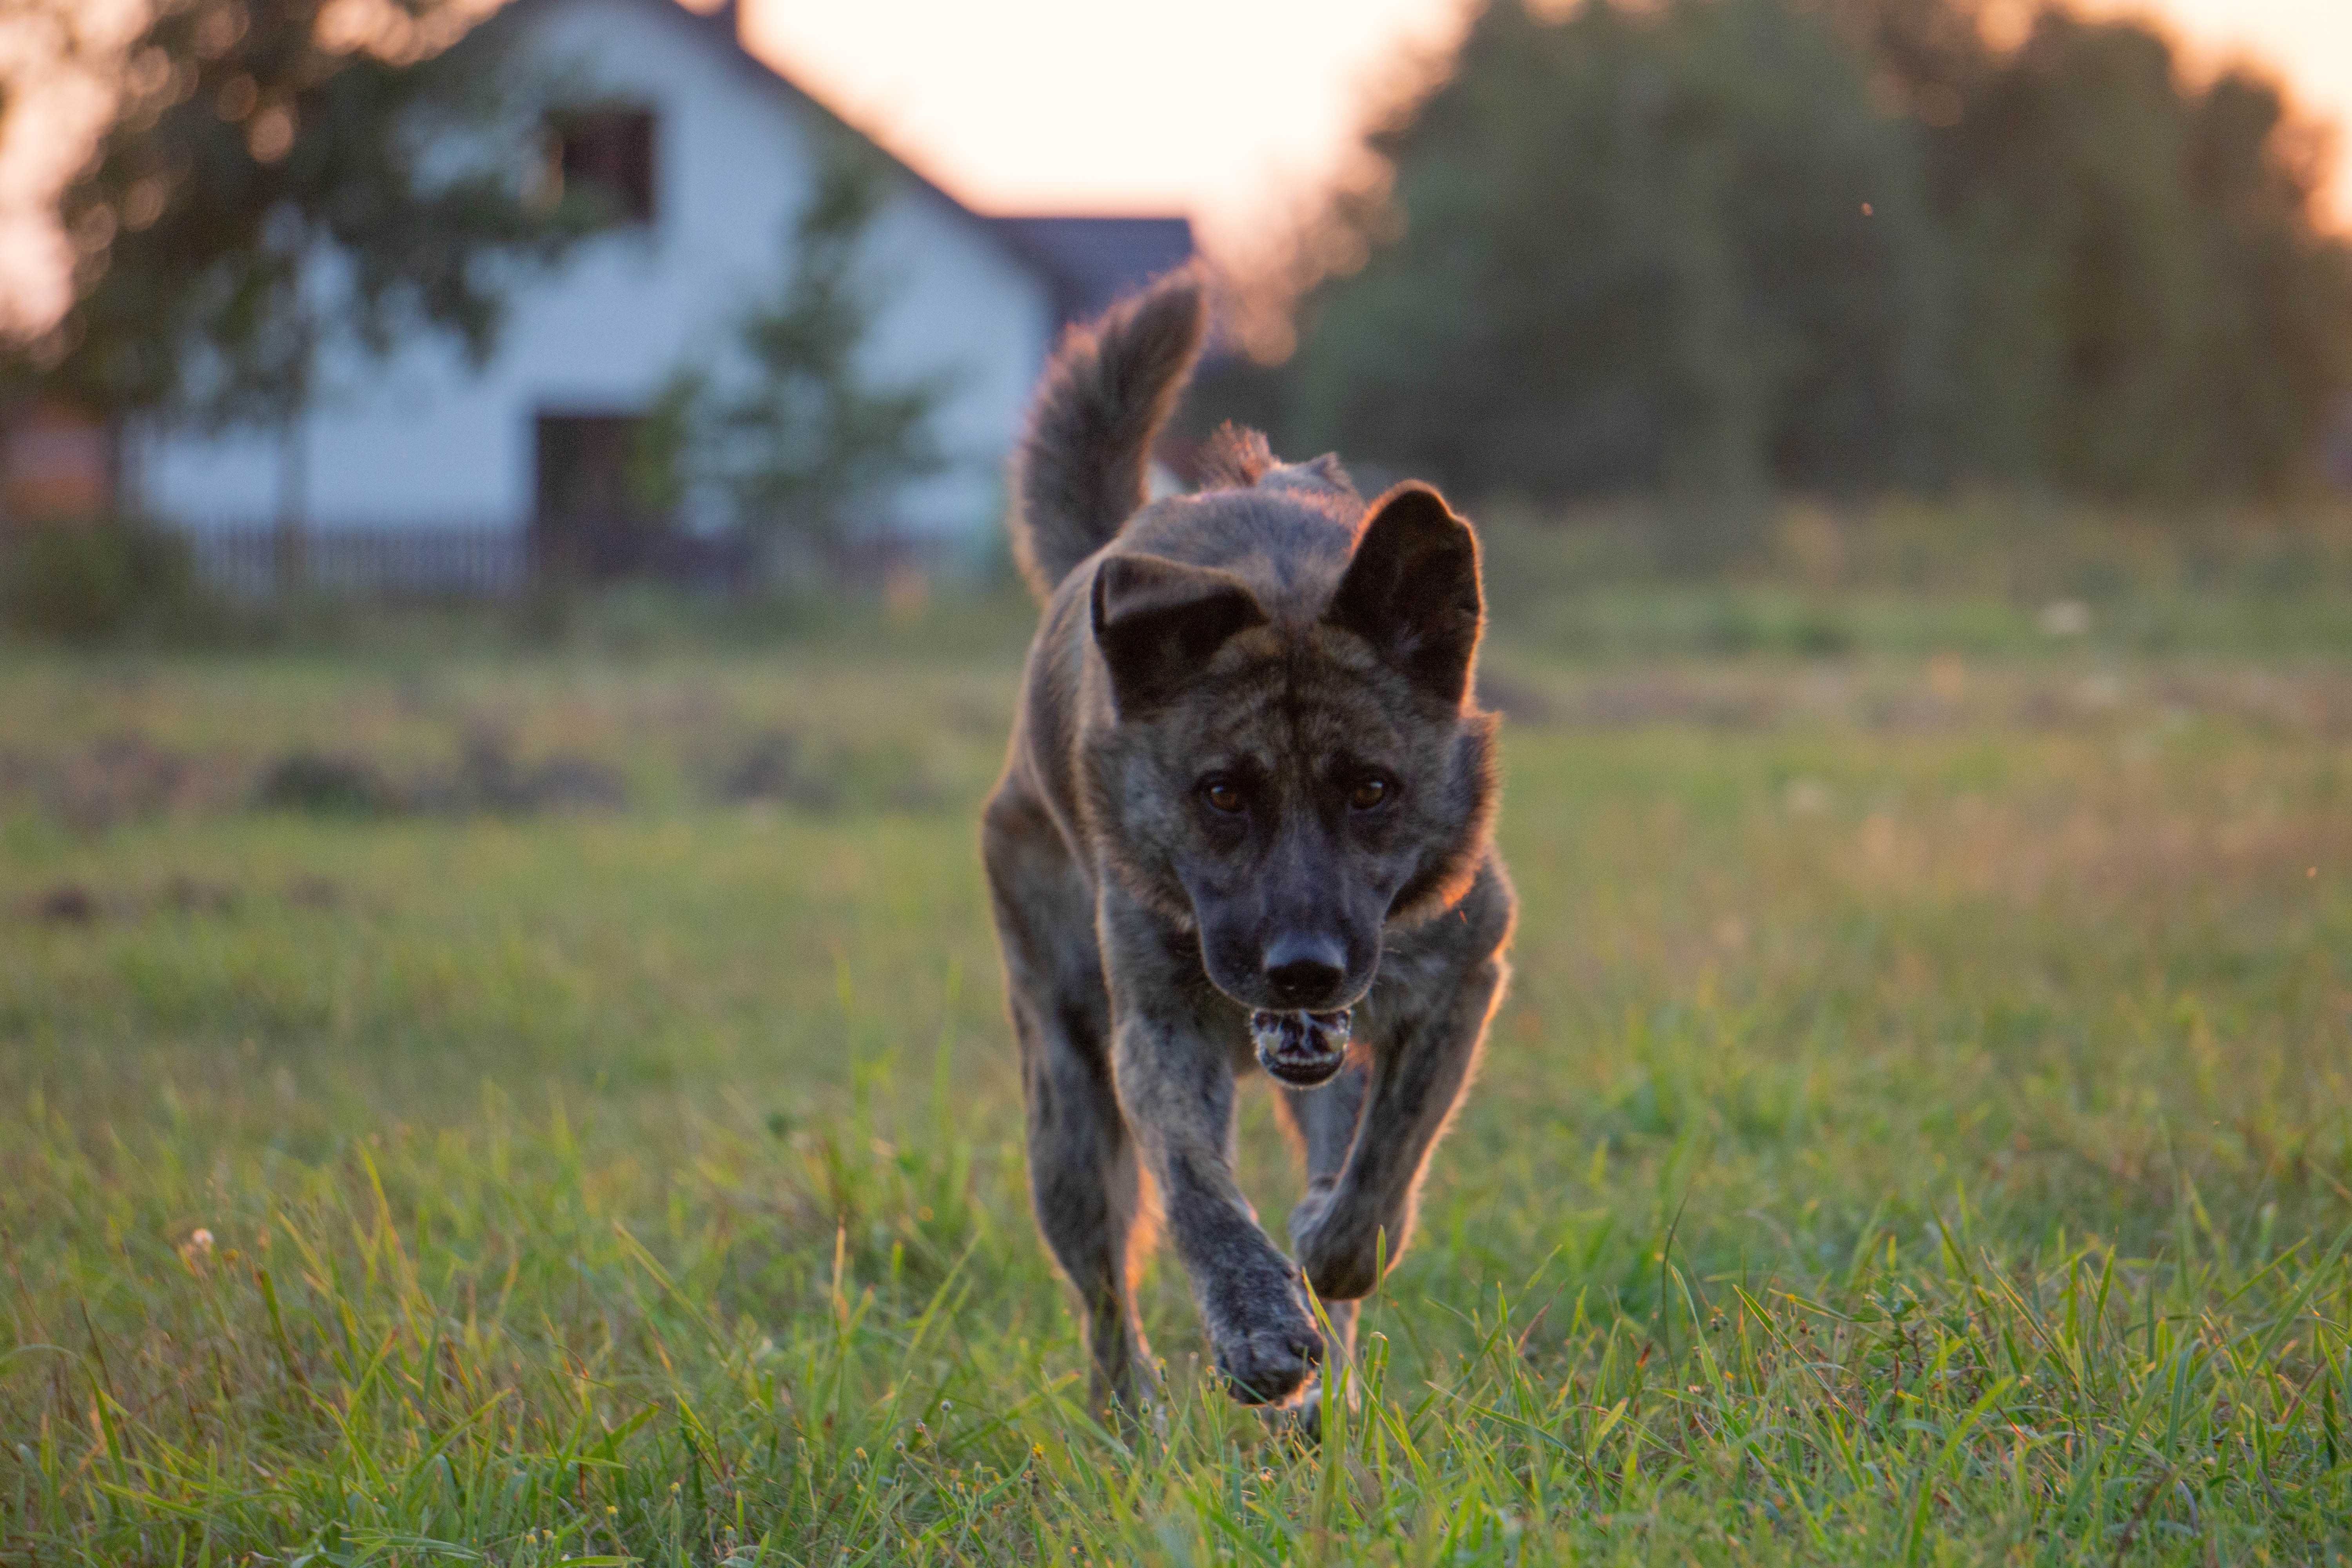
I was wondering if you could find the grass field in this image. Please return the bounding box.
[6,586,2352,1563]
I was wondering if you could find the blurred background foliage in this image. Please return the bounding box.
[632,136,955,576]
[25,0,603,443]
[1220,0,2352,512]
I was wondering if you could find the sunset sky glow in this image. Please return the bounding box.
[748,0,2352,256]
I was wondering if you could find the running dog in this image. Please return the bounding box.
[983,267,1514,1414]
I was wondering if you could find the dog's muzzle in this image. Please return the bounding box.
[1250,1008,1352,1087]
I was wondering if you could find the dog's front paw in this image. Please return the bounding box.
[1290,1191,1386,1301]
[1213,1315,1322,1406]
[1205,1271,1323,1406]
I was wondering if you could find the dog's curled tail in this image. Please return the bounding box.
[1009,266,1207,601]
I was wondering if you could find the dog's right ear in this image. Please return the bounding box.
[1091,554,1267,715]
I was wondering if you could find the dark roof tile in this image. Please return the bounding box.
[986,216,1197,330]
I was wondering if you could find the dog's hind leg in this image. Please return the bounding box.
[984,790,1155,1418]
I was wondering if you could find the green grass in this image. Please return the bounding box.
[6,615,2352,1563]
[1469,495,2352,662]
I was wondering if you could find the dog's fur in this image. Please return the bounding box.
[984,267,1515,1414]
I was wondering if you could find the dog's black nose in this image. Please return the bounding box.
[1263,935,1347,1006]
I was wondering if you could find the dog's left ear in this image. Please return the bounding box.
[1326,483,1483,707]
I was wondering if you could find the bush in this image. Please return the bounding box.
[0,517,207,643]
[251,752,397,817]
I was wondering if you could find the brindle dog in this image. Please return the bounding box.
[983,267,1514,1416]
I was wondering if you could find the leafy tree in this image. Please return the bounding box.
[1276,0,2352,508]
[1890,7,2352,495]
[13,0,600,550]
[635,139,955,578]
[1282,0,1945,505]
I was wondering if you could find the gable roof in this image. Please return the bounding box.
[488,0,1194,313]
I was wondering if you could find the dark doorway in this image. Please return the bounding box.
[533,410,664,577]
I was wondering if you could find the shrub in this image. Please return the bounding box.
[251,752,397,817]
[0,517,205,644]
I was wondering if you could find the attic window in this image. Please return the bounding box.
[546,108,656,226]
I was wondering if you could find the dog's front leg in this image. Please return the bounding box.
[1275,1071,1368,1364]
[1290,946,1508,1302]
[1103,903,1322,1406]
[1115,1012,1324,1405]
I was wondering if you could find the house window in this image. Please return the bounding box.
[546,108,656,226]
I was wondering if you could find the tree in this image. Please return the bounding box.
[635,138,955,579]
[1272,0,2352,509]
[1889,7,2352,496]
[12,0,600,570]
[1281,0,1945,508]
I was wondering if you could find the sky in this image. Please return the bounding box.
[740,0,1468,265]
[748,0,2352,257]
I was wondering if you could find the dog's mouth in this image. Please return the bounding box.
[1250,1008,1352,1087]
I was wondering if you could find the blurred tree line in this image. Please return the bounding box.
[1247,0,2352,509]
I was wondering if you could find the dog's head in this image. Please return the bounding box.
[1086,482,1499,1014]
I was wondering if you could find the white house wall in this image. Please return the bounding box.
[136,0,1054,545]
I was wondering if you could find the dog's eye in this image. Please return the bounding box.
[1200,777,1245,815]
[1349,776,1392,811]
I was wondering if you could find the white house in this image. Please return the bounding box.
[125,0,1192,581]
